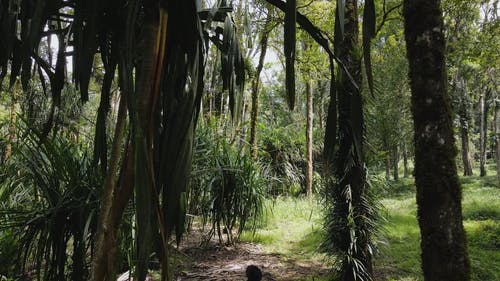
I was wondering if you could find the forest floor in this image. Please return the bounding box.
[156,170,499,281]
[171,224,330,281]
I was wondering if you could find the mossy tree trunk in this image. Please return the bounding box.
[403,1,471,280]
[457,75,473,176]
[479,90,490,176]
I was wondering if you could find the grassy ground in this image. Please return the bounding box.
[240,197,329,280]
[240,171,500,281]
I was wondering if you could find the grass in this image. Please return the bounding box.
[241,168,500,281]
[240,196,329,280]
[241,196,326,261]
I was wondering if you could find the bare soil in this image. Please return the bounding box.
[172,226,331,281]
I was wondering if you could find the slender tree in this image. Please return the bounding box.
[305,77,314,199]
[479,89,489,176]
[403,1,471,280]
[456,74,474,176]
[495,94,500,185]
[250,8,273,159]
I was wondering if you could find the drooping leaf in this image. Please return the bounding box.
[202,5,245,123]
[159,1,203,249]
[77,0,101,102]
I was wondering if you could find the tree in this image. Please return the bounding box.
[403,1,470,280]
[323,0,376,279]
[250,6,273,159]
[443,0,479,176]
[366,30,412,182]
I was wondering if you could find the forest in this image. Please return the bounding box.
[0,0,499,280]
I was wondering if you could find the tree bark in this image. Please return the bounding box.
[392,145,399,180]
[385,152,391,181]
[249,12,271,158]
[403,1,471,280]
[460,119,473,176]
[306,78,314,199]
[457,75,473,176]
[479,90,489,176]
[494,95,500,187]
[91,92,130,281]
[403,143,409,178]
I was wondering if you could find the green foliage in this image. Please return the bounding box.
[0,229,17,276]
[260,124,307,196]
[365,27,412,171]
[0,122,101,280]
[190,120,267,244]
[322,170,382,281]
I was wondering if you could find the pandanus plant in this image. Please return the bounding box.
[1,0,245,280]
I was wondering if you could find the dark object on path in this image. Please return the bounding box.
[246,265,262,281]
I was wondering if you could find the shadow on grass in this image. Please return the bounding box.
[376,178,416,199]
[460,174,497,189]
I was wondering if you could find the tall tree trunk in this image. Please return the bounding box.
[457,75,473,176]
[306,78,314,199]
[249,12,271,158]
[402,142,409,178]
[385,152,391,181]
[392,145,399,180]
[324,0,373,279]
[479,90,489,176]
[494,94,500,187]
[317,80,325,130]
[403,1,471,280]
[460,119,473,176]
[91,93,130,281]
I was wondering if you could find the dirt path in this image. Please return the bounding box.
[173,227,330,281]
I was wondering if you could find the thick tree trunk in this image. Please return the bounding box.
[392,145,399,180]
[403,1,471,280]
[249,13,271,158]
[306,78,314,199]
